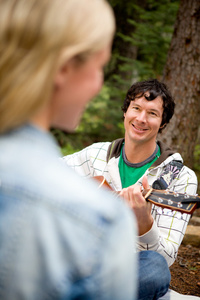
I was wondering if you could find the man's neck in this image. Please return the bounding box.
[124,139,158,164]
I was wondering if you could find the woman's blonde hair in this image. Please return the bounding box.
[0,0,115,133]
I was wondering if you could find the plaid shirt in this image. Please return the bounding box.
[63,140,198,267]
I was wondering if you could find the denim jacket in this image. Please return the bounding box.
[0,125,137,300]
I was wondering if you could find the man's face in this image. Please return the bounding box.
[124,94,163,147]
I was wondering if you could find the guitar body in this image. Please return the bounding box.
[94,176,113,191]
[93,176,199,214]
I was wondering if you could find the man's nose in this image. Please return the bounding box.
[136,111,147,123]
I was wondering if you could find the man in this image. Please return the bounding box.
[63,79,198,298]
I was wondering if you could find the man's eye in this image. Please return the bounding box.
[150,111,157,116]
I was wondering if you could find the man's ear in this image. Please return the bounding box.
[160,123,166,129]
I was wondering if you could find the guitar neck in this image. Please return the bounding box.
[93,176,200,214]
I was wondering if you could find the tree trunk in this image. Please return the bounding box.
[160,0,200,168]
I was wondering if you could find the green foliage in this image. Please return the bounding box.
[61,144,81,156]
[62,85,125,149]
[112,0,180,81]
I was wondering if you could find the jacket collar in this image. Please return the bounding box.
[106,138,176,166]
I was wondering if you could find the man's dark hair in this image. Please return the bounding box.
[122,79,175,133]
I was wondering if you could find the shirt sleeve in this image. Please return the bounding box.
[62,142,110,178]
[137,166,198,267]
[62,146,93,177]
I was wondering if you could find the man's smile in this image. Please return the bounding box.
[132,124,148,132]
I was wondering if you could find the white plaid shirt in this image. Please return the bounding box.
[63,140,198,267]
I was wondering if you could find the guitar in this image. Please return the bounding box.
[93,176,200,214]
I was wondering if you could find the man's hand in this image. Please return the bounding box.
[119,176,154,236]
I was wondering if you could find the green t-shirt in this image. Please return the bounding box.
[118,143,160,188]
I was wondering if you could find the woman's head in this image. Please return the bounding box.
[0,0,115,133]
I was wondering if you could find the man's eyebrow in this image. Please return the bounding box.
[131,103,140,106]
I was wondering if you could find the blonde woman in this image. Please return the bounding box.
[0,0,138,299]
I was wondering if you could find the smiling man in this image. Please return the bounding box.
[63,79,197,299]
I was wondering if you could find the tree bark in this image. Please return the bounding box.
[161,0,200,168]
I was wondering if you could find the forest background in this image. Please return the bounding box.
[52,0,200,193]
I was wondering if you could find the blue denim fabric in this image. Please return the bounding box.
[0,124,138,300]
[138,251,171,300]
